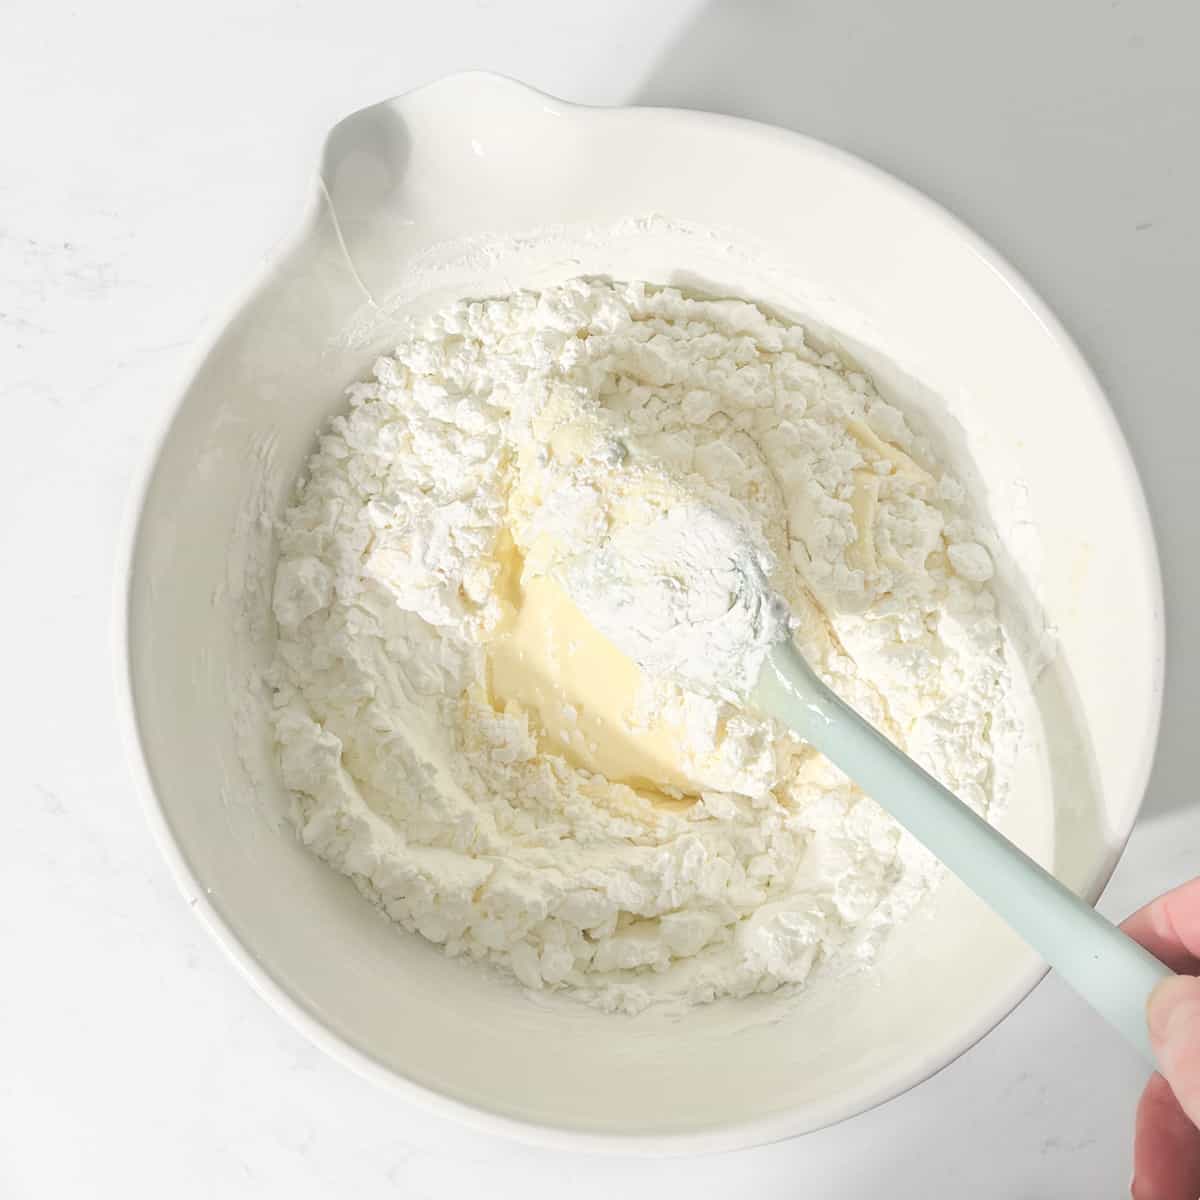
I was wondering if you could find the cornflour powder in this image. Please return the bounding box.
[267,279,1016,1013]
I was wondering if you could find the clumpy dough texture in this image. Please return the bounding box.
[268,279,1015,1012]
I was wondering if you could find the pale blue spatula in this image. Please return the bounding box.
[559,493,1173,1062]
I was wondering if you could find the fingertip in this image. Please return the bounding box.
[1148,975,1200,1047]
[1147,976,1200,1134]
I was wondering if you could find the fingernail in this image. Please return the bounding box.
[1148,974,1200,1048]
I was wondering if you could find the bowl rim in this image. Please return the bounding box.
[113,70,1166,1156]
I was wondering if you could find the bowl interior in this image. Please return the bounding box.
[125,75,1161,1149]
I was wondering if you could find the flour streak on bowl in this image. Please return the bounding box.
[117,73,1163,1152]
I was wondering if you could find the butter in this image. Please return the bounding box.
[485,545,703,801]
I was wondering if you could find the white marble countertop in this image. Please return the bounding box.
[4,1,1198,1194]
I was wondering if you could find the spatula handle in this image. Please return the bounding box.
[755,641,1171,1062]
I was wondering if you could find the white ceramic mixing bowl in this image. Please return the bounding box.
[118,73,1163,1152]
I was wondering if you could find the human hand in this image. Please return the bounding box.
[1122,877,1200,1199]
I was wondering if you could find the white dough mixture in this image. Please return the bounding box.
[268,280,1015,1013]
